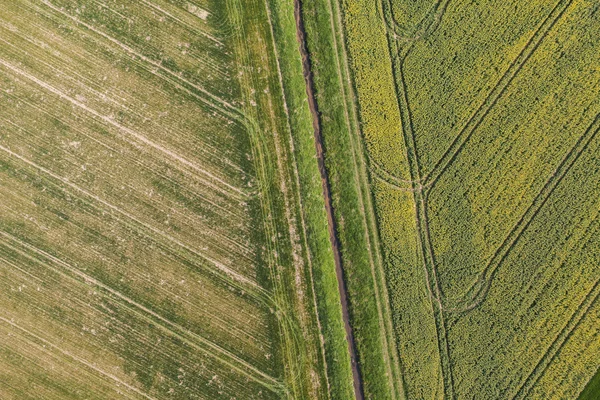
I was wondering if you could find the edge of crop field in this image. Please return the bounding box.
[300,0,408,398]
[577,365,600,399]
[264,0,357,398]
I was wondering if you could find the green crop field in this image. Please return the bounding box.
[302,0,600,398]
[2,0,598,399]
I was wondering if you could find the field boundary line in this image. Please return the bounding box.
[293,0,365,397]
[262,0,333,396]
[329,0,409,396]
[423,0,574,188]
[0,231,283,392]
[446,113,600,312]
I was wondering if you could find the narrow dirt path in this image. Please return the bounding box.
[293,1,365,399]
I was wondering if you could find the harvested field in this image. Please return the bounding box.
[0,0,351,398]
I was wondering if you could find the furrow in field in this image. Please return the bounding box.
[0,227,272,369]
[0,143,264,292]
[0,92,248,224]
[424,0,573,188]
[0,231,281,391]
[0,250,278,399]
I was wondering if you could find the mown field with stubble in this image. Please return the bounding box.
[0,1,353,399]
[301,0,600,398]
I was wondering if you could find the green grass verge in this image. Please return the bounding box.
[579,367,600,400]
[265,0,356,398]
[301,0,406,398]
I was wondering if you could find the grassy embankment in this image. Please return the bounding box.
[300,0,414,398]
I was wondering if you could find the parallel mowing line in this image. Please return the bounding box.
[0,316,158,400]
[511,277,600,400]
[0,231,282,392]
[0,143,264,294]
[0,58,248,202]
[449,113,600,312]
[424,0,574,188]
[138,0,224,46]
[37,0,242,120]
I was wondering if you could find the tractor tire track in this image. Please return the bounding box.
[0,143,270,301]
[447,113,600,312]
[511,277,600,400]
[380,0,451,43]
[385,23,454,396]
[424,0,574,188]
[0,231,283,393]
[0,316,159,400]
